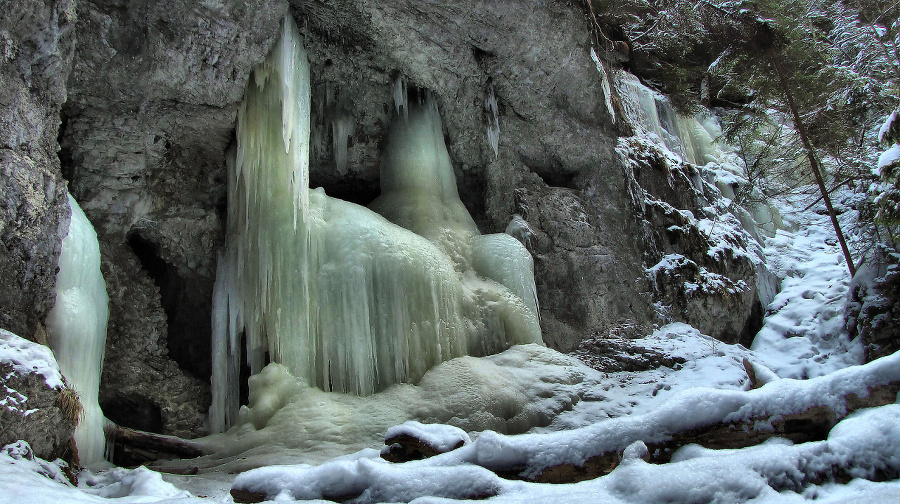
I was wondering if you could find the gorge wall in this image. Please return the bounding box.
[2,0,766,440]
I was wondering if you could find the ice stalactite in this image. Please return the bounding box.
[211,16,542,433]
[45,194,110,465]
[393,75,408,118]
[484,84,500,158]
[590,48,616,124]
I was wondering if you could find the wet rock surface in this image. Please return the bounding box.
[571,334,687,373]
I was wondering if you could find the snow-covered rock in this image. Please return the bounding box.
[0,329,76,463]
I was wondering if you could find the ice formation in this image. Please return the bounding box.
[616,73,726,166]
[45,194,110,465]
[393,75,408,118]
[330,115,355,174]
[210,16,542,432]
[590,48,616,124]
[484,84,500,158]
[615,72,782,238]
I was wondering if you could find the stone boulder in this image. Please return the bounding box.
[0,329,76,464]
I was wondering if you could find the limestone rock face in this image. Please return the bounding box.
[0,362,76,462]
[0,0,75,337]
[97,243,210,438]
[0,0,765,434]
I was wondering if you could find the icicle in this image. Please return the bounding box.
[45,194,110,465]
[591,48,616,124]
[485,84,500,158]
[393,75,408,118]
[209,252,240,434]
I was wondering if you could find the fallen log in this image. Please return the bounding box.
[229,404,900,502]
[362,352,900,485]
[528,362,900,483]
[104,424,207,467]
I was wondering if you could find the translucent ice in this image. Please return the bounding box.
[45,194,110,465]
[210,16,542,432]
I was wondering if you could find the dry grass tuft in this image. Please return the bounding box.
[56,387,83,427]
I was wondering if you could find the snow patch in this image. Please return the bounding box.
[0,329,64,390]
[877,143,900,171]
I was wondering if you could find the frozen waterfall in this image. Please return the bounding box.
[615,72,782,238]
[210,16,542,433]
[45,194,110,465]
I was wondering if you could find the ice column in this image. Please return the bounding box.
[45,194,110,465]
[211,17,543,432]
[368,95,542,352]
[211,14,313,433]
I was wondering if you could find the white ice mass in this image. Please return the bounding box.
[45,194,110,466]
[210,15,542,433]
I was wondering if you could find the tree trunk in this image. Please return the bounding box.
[526,376,899,483]
[104,424,207,466]
[769,52,857,277]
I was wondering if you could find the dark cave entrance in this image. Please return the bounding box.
[125,232,213,382]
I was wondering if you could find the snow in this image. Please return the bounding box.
[383,422,471,453]
[228,401,900,504]
[751,191,864,378]
[877,143,900,171]
[879,110,896,143]
[0,441,208,503]
[0,329,64,390]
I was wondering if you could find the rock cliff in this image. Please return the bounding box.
[3,0,766,438]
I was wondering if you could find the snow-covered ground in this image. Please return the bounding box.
[750,190,865,378]
[2,190,898,503]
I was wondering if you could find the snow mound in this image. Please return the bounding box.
[384,421,471,452]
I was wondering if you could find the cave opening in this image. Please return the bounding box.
[101,395,163,434]
[308,175,381,207]
[125,232,213,382]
